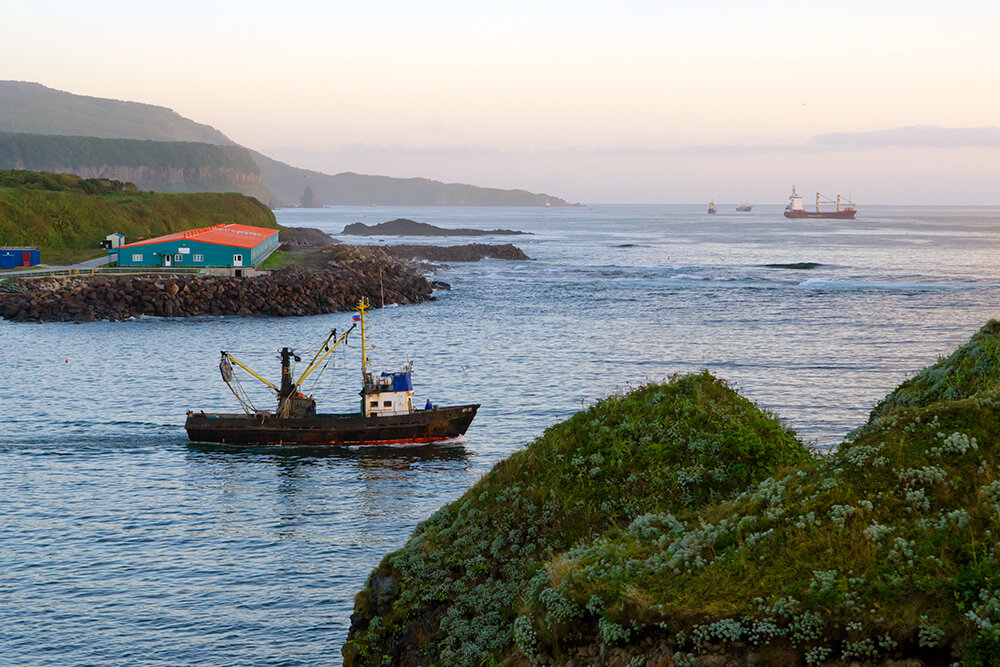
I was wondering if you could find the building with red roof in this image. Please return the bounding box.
[115,224,279,269]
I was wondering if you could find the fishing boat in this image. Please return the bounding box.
[185,298,478,446]
[736,203,752,212]
[708,200,717,214]
[783,185,856,219]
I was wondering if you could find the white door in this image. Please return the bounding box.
[163,254,172,267]
[233,253,244,267]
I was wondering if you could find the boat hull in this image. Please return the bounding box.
[784,209,856,219]
[185,404,479,446]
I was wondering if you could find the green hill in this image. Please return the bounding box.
[0,81,232,144]
[0,169,276,262]
[345,322,1000,666]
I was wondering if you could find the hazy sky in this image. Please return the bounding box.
[3,0,999,203]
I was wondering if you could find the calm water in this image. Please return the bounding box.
[3,204,1000,664]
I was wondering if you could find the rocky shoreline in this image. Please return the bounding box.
[0,235,531,323]
[0,259,432,323]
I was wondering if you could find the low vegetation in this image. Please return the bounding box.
[344,372,810,665]
[345,322,1000,666]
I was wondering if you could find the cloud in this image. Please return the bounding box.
[267,125,1000,163]
[808,125,1000,150]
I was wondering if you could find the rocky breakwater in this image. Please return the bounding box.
[1,258,432,323]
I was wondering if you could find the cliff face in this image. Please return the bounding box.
[0,133,270,202]
[49,164,264,195]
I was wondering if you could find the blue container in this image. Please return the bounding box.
[0,248,39,269]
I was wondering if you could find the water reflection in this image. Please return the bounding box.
[185,441,471,464]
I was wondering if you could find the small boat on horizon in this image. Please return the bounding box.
[185,298,479,446]
[708,200,717,214]
[783,185,856,219]
[736,203,752,212]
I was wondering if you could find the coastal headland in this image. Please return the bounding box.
[344,321,1000,666]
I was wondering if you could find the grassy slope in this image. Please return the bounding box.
[0,81,232,144]
[513,321,1000,665]
[0,170,277,262]
[347,322,1000,666]
[344,372,810,665]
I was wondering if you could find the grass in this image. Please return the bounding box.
[344,371,810,665]
[345,321,1000,666]
[257,250,302,270]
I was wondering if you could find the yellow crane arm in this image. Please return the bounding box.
[223,352,279,393]
[296,323,356,387]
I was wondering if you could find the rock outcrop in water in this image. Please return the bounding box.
[344,322,1000,666]
[384,243,529,262]
[341,218,528,236]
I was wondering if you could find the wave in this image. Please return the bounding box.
[761,262,826,270]
[797,278,978,290]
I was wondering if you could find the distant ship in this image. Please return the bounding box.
[708,200,717,214]
[736,203,752,212]
[784,186,856,219]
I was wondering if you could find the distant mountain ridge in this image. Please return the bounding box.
[0,81,569,207]
[250,150,567,207]
[0,81,232,144]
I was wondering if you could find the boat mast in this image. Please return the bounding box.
[279,347,298,400]
[358,297,373,381]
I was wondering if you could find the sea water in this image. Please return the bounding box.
[3,204,1000,664]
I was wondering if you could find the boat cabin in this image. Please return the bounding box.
[362,369,415,417]
[787,186,805,213]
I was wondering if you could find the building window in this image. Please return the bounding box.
[173,254,182,262]
[132,253,143,262]
[193,254,204,262]
[369,401,378,408]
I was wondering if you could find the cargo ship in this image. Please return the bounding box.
[185,298,478,446]
[784,186,856,219]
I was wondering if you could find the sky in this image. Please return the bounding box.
[3,0,1000,204]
